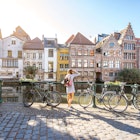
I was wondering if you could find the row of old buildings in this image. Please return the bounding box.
[0,23,140,82]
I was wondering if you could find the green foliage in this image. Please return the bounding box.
[23,66,38,79]
[115,68,140,84]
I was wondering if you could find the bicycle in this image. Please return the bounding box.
[78,79,116,109]
[109,83,140,113]
[22,81,62,107]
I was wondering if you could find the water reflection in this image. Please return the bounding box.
[1,82,91,103]
[3,81,133,103]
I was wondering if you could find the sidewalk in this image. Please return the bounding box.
[0,103,140,140]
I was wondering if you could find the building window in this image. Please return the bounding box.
[60,64,63,71]
[90,50,94,56]
[39,63,42,69]
[18,51,22,58]
[65,64,69,68]
[83,60,88,67]
[115,61,120,68]
[39,53,42,59]
[48,73,53,79]
[103,61,108,67]
[71,49,76,55]
[109,72,113,77]
[2,59,18,67]
[33,53,36,59]
[83,50,88,55]
[11,38,16,45]
[89,71,94,76]
[27,53,30,59]
[48,62,53,72]
[48,49,53,57]
[78,49,82,55]
[83,71,88,76]
[72,60,76,67]
[103,52,108,56]
[124,62,135,69]
[65,54,69,60]
[109,61,114,68]
[60,54,64,60]
[78,60,82,67]
[89,60,94,67]
[8,50,12,57]
[126,35,133,40]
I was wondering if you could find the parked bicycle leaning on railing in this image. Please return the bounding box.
[21,81,62,107]
[78,79,116,110]
[108,82,140,113]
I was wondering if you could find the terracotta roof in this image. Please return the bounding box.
[135,38,140,45]
[23,37,43,50]
[70,32,94,45]
[65,34,74,45]
[12,26,31,41]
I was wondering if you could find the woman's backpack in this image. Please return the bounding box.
[64,77,72,87]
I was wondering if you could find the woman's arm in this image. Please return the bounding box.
[72,70,80,77]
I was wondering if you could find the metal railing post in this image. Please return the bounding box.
[0,79,2,103]
[92,83,96,108]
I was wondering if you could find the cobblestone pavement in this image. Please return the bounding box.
[0,103,140,140]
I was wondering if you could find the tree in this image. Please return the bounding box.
[115,68,140,84]
[23,66,38,79]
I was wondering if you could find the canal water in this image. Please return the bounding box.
[1,81,91,104]
[1,80,133,104]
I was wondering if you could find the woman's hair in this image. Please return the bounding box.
[67,69,73,74]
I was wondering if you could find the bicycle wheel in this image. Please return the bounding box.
[46,91,62,107]
[23,90,35,107]
[102,91,116,109]
[109,94,128,113]
[133,92,140,110]
[78,92,93,108]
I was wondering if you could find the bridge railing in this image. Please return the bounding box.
[0,80,140,107]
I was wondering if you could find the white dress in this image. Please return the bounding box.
[65,72,80,94]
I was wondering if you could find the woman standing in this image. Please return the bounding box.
[65,69,80,110]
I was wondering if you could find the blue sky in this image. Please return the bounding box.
[0,0,140,43]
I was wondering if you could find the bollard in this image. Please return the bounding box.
[0,79,2,103]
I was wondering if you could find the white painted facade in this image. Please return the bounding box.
[43,38,57,81]
[0,36,24,78]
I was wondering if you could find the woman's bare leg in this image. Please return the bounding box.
[67,93,74,107]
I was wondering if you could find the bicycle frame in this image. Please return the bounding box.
[30,83,47,99]
[119,84,138,104]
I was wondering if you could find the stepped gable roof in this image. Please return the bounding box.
[70,32,94,45]
[23,37,43,50]
[12,26,31,41]
[119,23,135,39]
